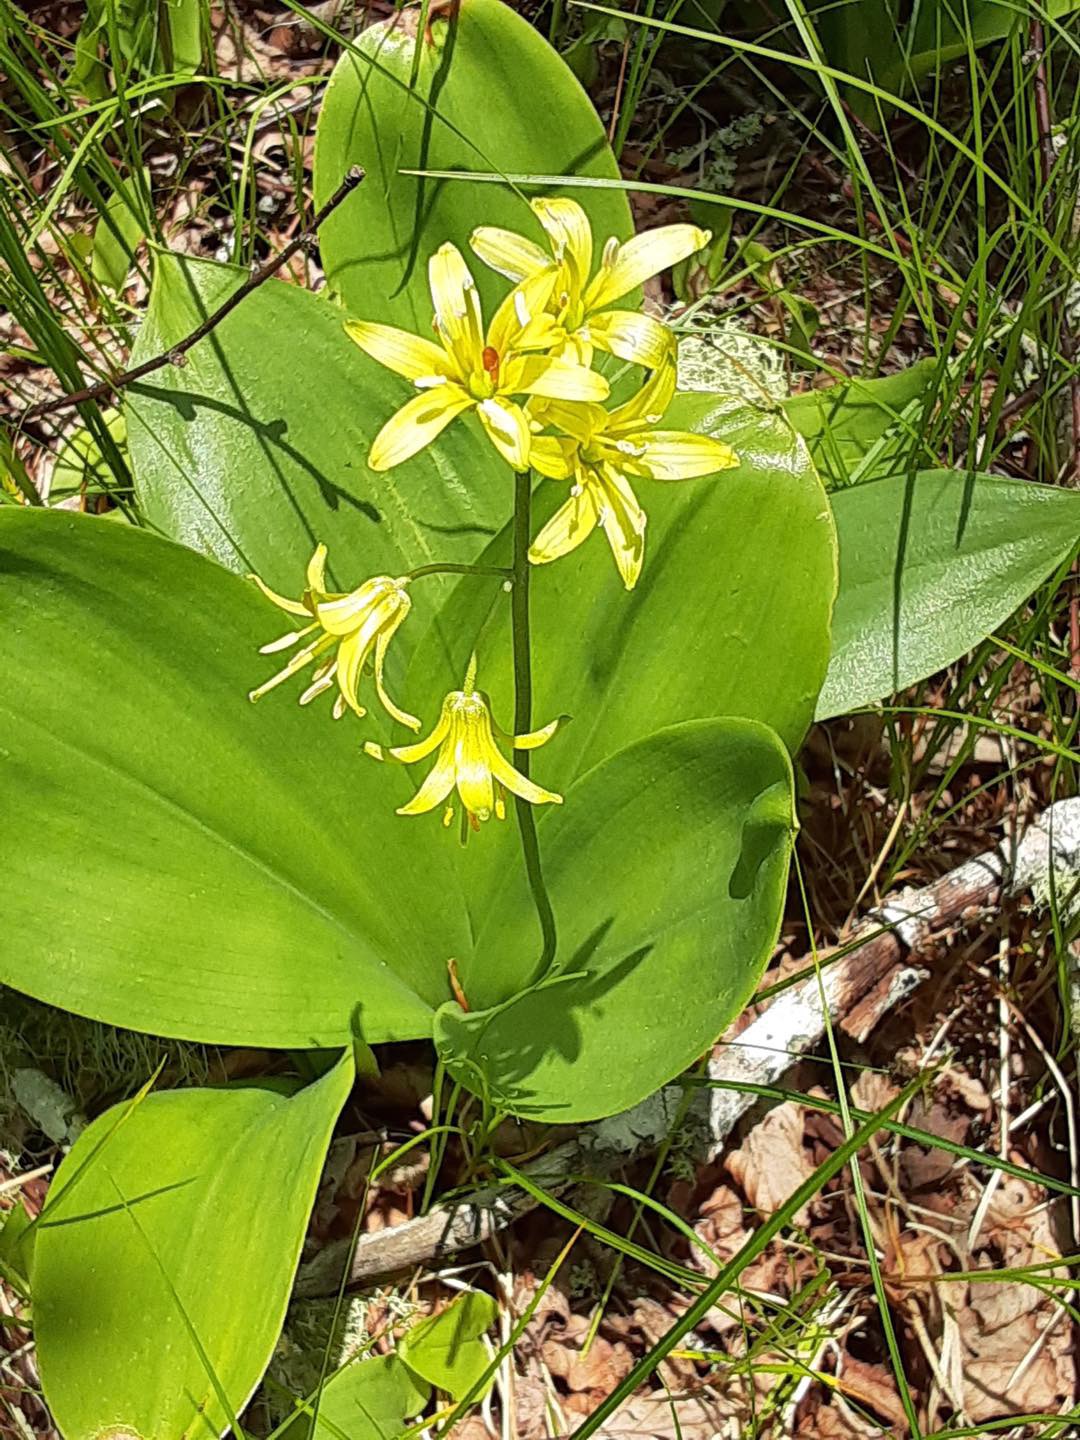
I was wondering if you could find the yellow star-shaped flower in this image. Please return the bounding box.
[527,363,738,590]
[345,242,609,472]
[471,197,709,369]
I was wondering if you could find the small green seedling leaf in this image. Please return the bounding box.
[398,1291,498,1401]
[280,1354,429,1440]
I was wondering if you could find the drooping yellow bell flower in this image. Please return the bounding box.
[527,362,738,591]
[248,543,419,730]
[345,242,609,472]
[365,671,562,830]
[470,197,709,368]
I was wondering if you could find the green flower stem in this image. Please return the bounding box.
[511,467,558,980]
[405,561,512,582]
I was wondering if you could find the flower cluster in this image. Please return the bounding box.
[250,546,562,832]
[249,199,740,832]
[346,198,738,589]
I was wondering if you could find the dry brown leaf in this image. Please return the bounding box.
[725,1100,815,1225]
[588,1390,740,1438]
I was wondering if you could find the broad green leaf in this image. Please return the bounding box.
[124,253,508,595]
[818,469,1080,719]
[436,719,796,1122]
[398,1291,497,1400]
[91,171,149,291]
[281,1355,429,1440]
[313,0,631,330]
[34,1053,353,1440]
[0,509,468,1047]
[786,358,938,487]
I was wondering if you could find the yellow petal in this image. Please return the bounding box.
[315,578,398,637]
[587,310,676,369]
[527,397,604,443]
[486,267,559,358]
[488,747,562,807]
[344,321,455,383]
[367,386,473,471]
[387,702,452,764]
[597,464,647,590]
[504,355,609,402]
[334,625,374,715]
[584,224,711,311]
[513,714,566,750]
[528,480,600,566]
[249,573,309,617]
[305,543,328,594]
[531,197,593,294]
[428,243,484,377]
[455,722,496,820]
[605,360,677,434]
[529,435,577,480]
[470,225,552,282]
[631,431,739,481]
[397,744,459,816]
[477,397,531,470]
[374,621,421,732]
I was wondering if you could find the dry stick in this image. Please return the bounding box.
[16,167,366,427]
[296,798,1080,1297]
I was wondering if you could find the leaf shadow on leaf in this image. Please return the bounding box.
[130,381,383,528]
[37,1178,198,1231]
[437,933,654,1116]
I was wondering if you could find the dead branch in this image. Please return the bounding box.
[295,798,1080,1297]
[16,167,365,428]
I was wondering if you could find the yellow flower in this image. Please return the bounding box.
[527,362,738,591]
[470,197,710,369]
[365,677,562,830]
[248,544,419,730]
[345,242,609,472]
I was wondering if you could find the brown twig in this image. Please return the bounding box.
[16,167,366,427]
[295,799,1080,1295]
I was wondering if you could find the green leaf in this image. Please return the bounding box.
[818,469,1080,720]
[124,252,508,593]
[50,407,126,500]
[786,358,938,487]
[0,509,468,1047]
[166,0,203,75]
[313,0,631,330]
[436,719,796,1122]
[91,171,149,291]
[33,1053,354,1440]
[398,1291,497,1400]
[281,1355,429,1440]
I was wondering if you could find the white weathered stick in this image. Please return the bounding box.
[296,799,1080,1296]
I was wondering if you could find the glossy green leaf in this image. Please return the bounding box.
[436,719,796,1122]
[281,1355,429,1440]
[34,1054,353,1440]
[124,252,508,594]
[818,469,1080,719]
[786,358,938,488]
[0,509,468,1047]
[91,171,149,292]
[313,0,631,330]
[398,1291,497,1400]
